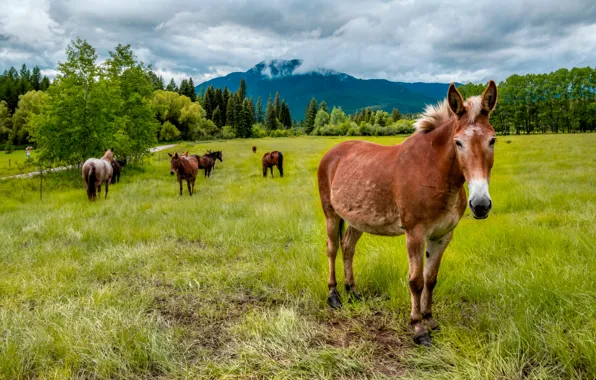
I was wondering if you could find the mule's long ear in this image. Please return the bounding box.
[448,83,465,117]
[482,80,498,112]
[168,153,173,157]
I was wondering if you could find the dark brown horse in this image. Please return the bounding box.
[111,159,126,184]
[252,145,257,154]
[82,149,114,201]
[318,81,498,346]
[262,151,284,178]
[169,152,198,195]
[206,150,223,171]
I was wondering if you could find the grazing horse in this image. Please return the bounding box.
[252,145,257,154]
[169,152,198,195]
[262,151,284,178]
[205,150,223,171]
[82,149,115,200]
[318,81,498,346]
[187,153,215,178]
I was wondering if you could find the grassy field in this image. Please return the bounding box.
[0,134,595,379]
[0,149,39,178]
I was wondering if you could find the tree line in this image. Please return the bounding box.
[458,67,596,134]
[2,38,594,163]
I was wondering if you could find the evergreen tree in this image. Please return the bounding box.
[166,78,178,92]
[319,100,328,113]
[256,96,264,122]
[265,94,277,132]
[30,67,42,91]
[187,77,196,102]
[226,95,236,127]
[179,79,189,96]
[391,108,401,122]
[40,76,50,91]
[304,97,318,134]
[203,86,215,120]
[280,100,292,128]
[237,79,247,100]
[274,91,281,119]
[212,105,222,128]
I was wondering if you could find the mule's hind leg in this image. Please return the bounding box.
[187,179,192,196]
[405,230,431,346]
[325,215,342,308]
[270,166,274,178]
[421,231,452,331]
[341,226,363,302]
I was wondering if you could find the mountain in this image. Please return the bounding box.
[195,59,451,120]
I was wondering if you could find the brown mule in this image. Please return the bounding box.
[169,152,198,196]
[318,81,498,346]
[262,151,284,177]
[252,145,257,154]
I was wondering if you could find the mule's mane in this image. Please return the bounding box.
[413,96,483,133]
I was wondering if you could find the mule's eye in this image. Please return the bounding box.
[489,138,496,146]
[455,140,463,150]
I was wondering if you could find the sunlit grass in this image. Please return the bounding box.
[0,134,594,378]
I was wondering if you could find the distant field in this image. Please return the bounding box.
[0,135,595,379]
[0,149,39,177]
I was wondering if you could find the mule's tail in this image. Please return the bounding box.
[87,164,97,200]
[277,152,284,177]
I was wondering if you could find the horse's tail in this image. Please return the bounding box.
[277,151,284,177]
[87,164,96,200]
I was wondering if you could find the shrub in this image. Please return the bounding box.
[221,126,236,139]
[159,121,181,141]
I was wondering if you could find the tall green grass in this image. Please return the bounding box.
[0,135,594,379]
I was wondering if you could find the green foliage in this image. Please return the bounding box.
[166,78,178,92]
[391,107,401,122]
[221,125,236,139]
[255,96,264,122]
[0,101,13,143]
[314,109,329,129]
[159,121,180,141]
[329,106,347,125]
[251,123,267,138]
[11,90,48,145]
[32,38,119,164]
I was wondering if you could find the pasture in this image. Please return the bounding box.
[0,134,595,379]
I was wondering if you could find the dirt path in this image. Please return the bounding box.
[0,144,177,180]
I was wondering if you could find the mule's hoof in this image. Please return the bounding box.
[327,290,342,309]
[413,332,432,347]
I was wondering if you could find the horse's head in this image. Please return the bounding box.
[103,149,115,163]
[449,81,497,220]
[168,152,181,175]
[216,151,223,162]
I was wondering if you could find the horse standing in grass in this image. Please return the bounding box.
[111,159,127,184]
[318,81,498,346]
[169,152,198,195]
[206,150,223,171]
[262,151,284,178]
[188,153,215,178]
[252,146,257,154]
[82,149,115,201]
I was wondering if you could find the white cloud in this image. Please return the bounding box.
[1,0,595,85]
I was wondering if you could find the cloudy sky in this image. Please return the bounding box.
[2,0,596,84]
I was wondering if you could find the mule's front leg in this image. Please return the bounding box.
[179,179,183,196]
[187,179,192,195]
[422,231,453,331]
[406,231,430,346]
